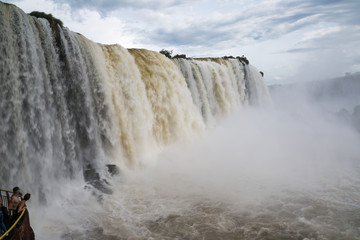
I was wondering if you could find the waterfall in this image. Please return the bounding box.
[0,2,271,198]
[173,58,272,123]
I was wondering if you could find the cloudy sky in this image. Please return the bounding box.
[4,0,360,84]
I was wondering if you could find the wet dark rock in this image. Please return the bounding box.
[106,164,120,176]
[83,165,113,195]
[83,167,99,182]
[87,179,113,195]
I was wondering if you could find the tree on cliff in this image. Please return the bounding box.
[160,49,173,58]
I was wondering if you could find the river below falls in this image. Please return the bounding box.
[62,181,360,240]
[33,110,360,240]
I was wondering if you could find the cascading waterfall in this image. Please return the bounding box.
[2,3,360,240]
[173,58,272,123]
[0,2,270,199]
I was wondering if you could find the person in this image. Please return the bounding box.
[13,193,30,227]
[16,193,30,214]
[8,187,22,216]
[0,197,7,235]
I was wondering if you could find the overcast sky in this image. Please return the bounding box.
[4,0,360,85]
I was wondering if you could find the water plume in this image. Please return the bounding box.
[89,107,360,239]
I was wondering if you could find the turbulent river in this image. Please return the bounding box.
[1,2,360,240]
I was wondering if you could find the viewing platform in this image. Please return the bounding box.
[0,189,34,240]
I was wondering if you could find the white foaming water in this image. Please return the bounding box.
[97,109,359,239]
[2,2,359,240]
[32,108,360,240]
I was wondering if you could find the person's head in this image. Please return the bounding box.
[13,186,20,195]
[23,193,31,201]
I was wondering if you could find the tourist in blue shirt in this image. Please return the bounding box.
[0,197,7,235]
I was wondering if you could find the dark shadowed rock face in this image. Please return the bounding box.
[83,164,120,194]
[106,164,120,176]
[83,165,113,195]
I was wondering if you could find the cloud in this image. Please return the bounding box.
[55,0,195,13]
[279,0,360,26]
[3,0,359,83]
[8,0,358,50]
[283,47,318,53]
[146,13,241,47]
[138,0,360,50]
[289,25,360,81]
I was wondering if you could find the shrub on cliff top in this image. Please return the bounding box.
[222,56,235,59]
[237,55,249,65]
[29,11,63,29]
[160,49,173,59]
[30,11,65,62]
[173,54,187,59]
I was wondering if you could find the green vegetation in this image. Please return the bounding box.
[159,49,173,59]
[222,55,249,65]
[159,50,188,59]
[29,11,63,30]
[236,55,249,65]
[222,56,235,59]
[29,11,65,63]
[173,54,187,59]
[159,51,249,65]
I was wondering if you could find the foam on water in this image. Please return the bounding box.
[32,108,360,240]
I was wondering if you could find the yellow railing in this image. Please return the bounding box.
[0,189,26,240]
[0,190,13,194]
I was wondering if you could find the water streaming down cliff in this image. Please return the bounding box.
[0,2,270,198]
[1,3,360,240]
[173,58,271,123]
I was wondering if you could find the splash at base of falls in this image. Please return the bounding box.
[32,109,360,240]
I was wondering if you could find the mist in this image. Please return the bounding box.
[116,104,360,201]
[28,93,360,240]
[86,96,360,239]
[27,78,360,239]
